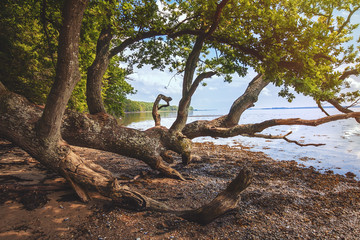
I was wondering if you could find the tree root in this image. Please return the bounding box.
[180,167,252,225]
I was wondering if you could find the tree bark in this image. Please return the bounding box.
[86,27,113,114]
[37,0,88,142]
[61,111,186,180]
[223,73,268,127]
[180,168,252,225]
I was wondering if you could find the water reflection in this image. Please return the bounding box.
[120,111,178,126]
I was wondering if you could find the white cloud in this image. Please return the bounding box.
[347,77,360,89]
[261,87,271,96]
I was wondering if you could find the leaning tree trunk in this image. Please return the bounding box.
[86,27,112,114]
[182,73,268,138]
[170,0,230,133]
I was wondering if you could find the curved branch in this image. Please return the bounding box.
[152,94,172,126]
[316,100,330,116]
[224,73,268,127]
[336,6,360,35]
[170,71,216,132]
[328,99,360,123]
[109,30,167,58]
[339,69,359,81]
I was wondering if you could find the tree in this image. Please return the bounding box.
[0,0,253,224]
[1,0,360,225]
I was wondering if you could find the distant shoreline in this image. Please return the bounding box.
[251,105,360,110]
[124,105,359,113]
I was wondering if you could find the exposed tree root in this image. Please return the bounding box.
[180,167,252,225]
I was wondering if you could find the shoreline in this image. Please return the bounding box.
[1,138,359,239]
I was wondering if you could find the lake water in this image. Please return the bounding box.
[121,108,360,179]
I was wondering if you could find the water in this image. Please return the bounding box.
[122,108,360,179]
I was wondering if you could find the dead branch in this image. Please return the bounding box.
[283,136,325,147]
[180,167,252,225]
[243,132,326,147]
[152,94,172,126]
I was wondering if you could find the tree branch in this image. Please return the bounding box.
[339,68,359,81]
[109,30,168,58]
[336,6,360,35]
[328,99,360,123]
[316,100,330,116]
[244,132,326,147]
[183,112,360,139]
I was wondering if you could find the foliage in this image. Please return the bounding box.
[103,57,136,116]
[125,0,360,105]
[0,0,57,104]
[1,0,359,115]
[0,0,134,114]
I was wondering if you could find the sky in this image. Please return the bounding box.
[126,8,360,111]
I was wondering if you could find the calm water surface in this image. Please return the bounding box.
[121,108,360,179]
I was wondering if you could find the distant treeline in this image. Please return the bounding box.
[124,99,193,112]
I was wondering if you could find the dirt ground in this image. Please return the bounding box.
[0,137,359,240]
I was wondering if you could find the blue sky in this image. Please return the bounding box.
[126,9,360,111]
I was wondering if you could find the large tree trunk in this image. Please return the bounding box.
[170,0,230,133]
[37,0,88,142]
[61,111,186,180]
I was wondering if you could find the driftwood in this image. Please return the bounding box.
[180,168,252,225]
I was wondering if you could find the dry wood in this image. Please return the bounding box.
[152,94,172,126]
